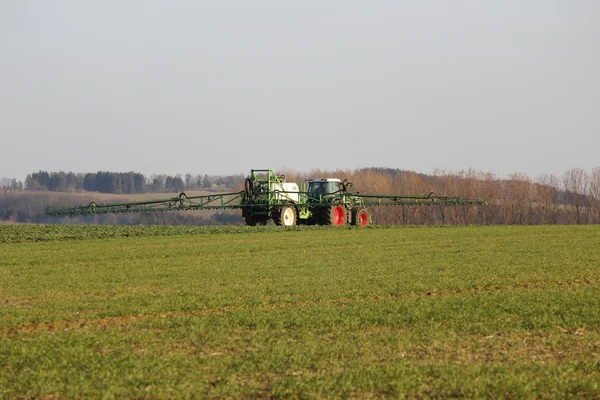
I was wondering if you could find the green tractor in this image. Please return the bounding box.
[240,170,368,227]
[302,178,369,226]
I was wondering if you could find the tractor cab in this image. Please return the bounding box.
[306,178,344,201]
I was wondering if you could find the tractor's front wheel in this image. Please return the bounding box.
[351,207,369,226]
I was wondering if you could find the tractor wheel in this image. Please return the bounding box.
[324,205,346,226]
[282,206,297,226]
[274,206,297,226]
[244,215,256,226]
[351,207,369,226]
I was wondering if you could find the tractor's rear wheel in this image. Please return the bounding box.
[351,207,369,226]
[324,205,346,226]
[273,206,297,226]
[282,206,297,226]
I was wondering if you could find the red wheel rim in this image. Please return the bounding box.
[358,211,368,226]
[333,206,345,226]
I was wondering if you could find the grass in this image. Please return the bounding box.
[1,225,599,398]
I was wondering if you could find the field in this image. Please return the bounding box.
[1,225,599,398]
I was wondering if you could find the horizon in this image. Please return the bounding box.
[8,164,596,189]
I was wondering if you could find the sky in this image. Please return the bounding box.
[1,1,599,182]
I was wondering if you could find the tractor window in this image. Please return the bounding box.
[326,182,340,193]
[308,182,326,197]
[308,182,340,198]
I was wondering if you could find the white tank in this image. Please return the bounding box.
[270,182,299,203]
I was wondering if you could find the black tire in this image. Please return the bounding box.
[322,207,331,225]
[273,205,297,226]
[272,209,281,226]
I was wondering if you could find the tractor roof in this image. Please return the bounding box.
[307,178,342,183]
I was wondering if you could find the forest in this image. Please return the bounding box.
[1,166,599,225]
[8,171,245,194]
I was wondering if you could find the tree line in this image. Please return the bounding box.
[358,167,600,225]
[11,171,245,194]
[1,166,599,225]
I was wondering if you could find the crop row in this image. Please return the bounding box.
[0,223,410,244]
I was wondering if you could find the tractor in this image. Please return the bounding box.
[241,170,370,227]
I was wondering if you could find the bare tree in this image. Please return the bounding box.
[589,167,600,224]
[537,173,560,224]
[0,177,12,195]
[563,167,589,224]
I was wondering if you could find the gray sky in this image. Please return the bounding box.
[1,1,599,182]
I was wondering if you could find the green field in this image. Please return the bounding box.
[1,225,599,398]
